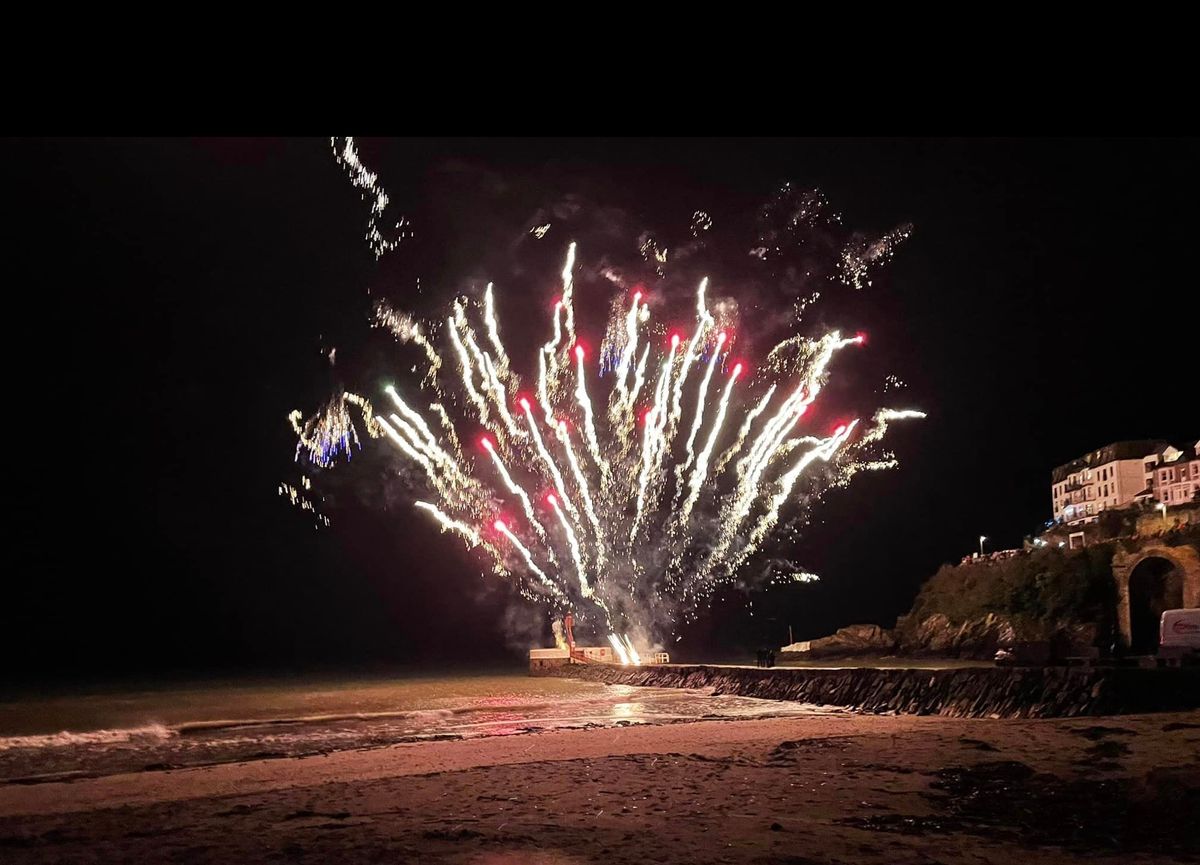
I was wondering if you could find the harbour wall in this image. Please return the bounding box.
[551,663,1200,718]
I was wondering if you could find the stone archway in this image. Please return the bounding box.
[1112,545,1200,652]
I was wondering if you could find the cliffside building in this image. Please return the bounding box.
[1144,440,1200,507]
[1052,440,1167,525]
[1051,438,1199,526]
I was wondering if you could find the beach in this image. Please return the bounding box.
[2,706,1197,863]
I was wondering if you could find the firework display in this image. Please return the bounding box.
[324,243,922,656]
[288,152,925,659]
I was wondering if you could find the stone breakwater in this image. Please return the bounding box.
[551,664,1200,718]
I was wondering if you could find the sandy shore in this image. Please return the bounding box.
[1,710,1197,864]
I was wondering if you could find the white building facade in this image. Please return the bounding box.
[1051,438,1200,526]
[1051,440,1168,525]
[1149,440,1200,506]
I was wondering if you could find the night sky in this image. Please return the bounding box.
[7,138,1196,684]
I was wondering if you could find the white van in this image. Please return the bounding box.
[1159,608,1200,662]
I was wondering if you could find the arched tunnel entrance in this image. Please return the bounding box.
[1127,556,1184,654]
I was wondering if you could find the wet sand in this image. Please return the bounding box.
[1,710,1197,863]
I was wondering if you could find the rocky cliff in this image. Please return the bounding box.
[779,613,1097,663]
[887,526,1200,660]
[784,543,1125,662]
[553,663,1200,718]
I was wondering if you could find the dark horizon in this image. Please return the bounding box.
[7,137,1196,684]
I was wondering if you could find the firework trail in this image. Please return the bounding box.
[330,137,411,259]
[289,392,383,468]
[292,181,922,658]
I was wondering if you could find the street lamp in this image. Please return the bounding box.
[979,535,987,556]
[1159,501,1168,526]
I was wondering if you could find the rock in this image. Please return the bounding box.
[952,614,1018,659]
[781,623,896,658]
[907,614,955,655]
[897,613,1027,659]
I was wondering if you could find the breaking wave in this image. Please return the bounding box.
[0,724,175,752]
[0,703,566,751]
[173,703,556,735]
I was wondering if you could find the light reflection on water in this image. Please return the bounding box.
[612,702,640,718]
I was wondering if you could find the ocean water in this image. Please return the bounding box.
[0,673,833,784]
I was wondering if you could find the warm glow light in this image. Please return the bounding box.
[481,436,492,451]
[494,519,507,532]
